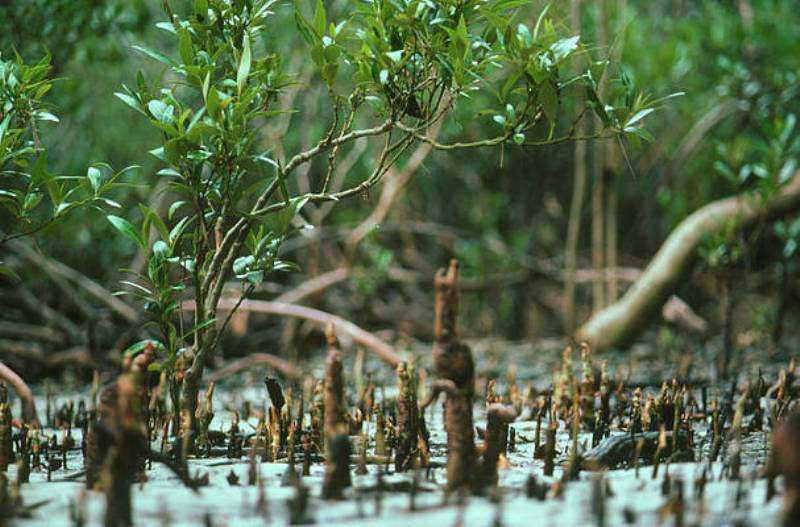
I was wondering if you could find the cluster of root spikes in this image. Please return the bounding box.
[1,259,800,526]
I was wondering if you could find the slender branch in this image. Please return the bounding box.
[206,353,301,383]
[0,360,39,425]
[395,122,511,150]
[8,239,139,323]
[182,298,403,366]
[282,119,394,176]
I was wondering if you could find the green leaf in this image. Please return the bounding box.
[205,86,221,119]
[32,153,61,208]
[147,100,173,124]
[294,8,318,45]
[169,216,190,246]
[122,339,165,359]
[533,3,552,40]
[132,44,176,67]
[168,201,185,220]
[87,166,103,192]
[152,240,171,259]
[456,15,469,58]
[233,255,255,276]
[114,92,143,114]
[624,108,655,128]
[313,0,327,36]
[513,133,525,145]
[179,28,193,66]
[517,23,532,47]
[194,0,208,18]
[237,33,252,96]
[538,80,558,124]
[386,50,403,63]
[36,111,59,123]
[550,36,580,63]
[108,215,146,248]
[0,263,20,282]
[266,196,309,235]
[0,114,12,143]
[139,203,170,242]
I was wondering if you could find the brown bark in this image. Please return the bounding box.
[8,239,139,323]
[321,433,352,500]
[102,375,148,527]
[0,361,38,425]
[0,384,12,471]
[185,298,402,365]
[773,412,800,526]
[591,0,608,314]
[564,0,589,336]
[577,172,800,350]
[395,361,420,472]
[603,0,626,304]
[323,324,347,443]
[206,353,301,383]
[432,260,476,493]
[475,404,518,491]
[544,420,557,476]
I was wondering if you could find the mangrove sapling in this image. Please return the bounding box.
[395,360,422,472]
[322,433,352,500]
[543,421,557,477]
[431,260,477,493]
[0,383,12,472]
[101,375,143,527]
[0,362,38,426]
[106,0,655,453]
[0,53,130,277]
[475,404,518,491]
[321,324,351,498]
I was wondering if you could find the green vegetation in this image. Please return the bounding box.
[2,0,800,372]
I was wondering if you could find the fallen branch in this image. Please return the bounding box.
[206,353,301,383]
[577,171,800,350]
[345,118,443,253]
[0,360,39,425]
[0,321,64,345]
[274,267,349,305]
[14,285,85,344]
[581,430,690,470]
[183,298,403,366]
[8,239,139,323]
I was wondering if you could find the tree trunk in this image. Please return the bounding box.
[606,172,619,303]
[773,258,788,345]
[564,0,589,336]
[577,172,800,350]
[591,0,608,314]
[719,271,735,380]
[592,142,606,313]
[604,0,625,305]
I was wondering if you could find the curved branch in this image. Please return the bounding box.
[345,119,443,252]
[8,239,139,323]
[283,119,394,175]
[0,360,39,425]
[577,172,800,350]
[274,267,349,305]
[183,298,403,366]
[206,353,301,383]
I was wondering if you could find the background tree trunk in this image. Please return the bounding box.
[564,0,589,336]
[591,0,609,314]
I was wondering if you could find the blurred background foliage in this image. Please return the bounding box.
[2,0,800,368]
